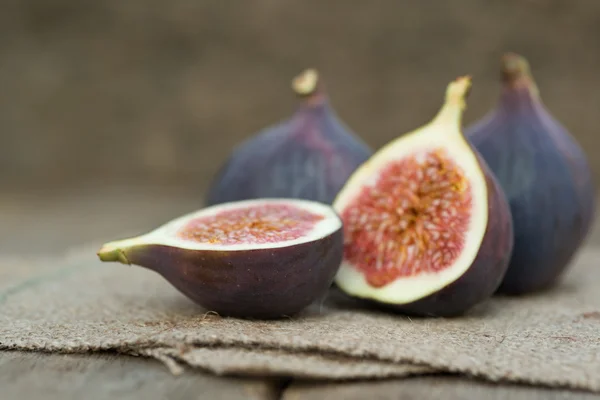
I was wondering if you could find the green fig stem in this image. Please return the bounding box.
[97,237,142,265]
[445,75,472,110]
[501,52,540,99]
[431,75,472,130]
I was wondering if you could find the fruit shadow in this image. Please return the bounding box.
[492,277,581,300]
[141,286,406,322]
[299,267,584,321]
[154,277,581,324]
[321,285,496,320]
[153,289,340,323]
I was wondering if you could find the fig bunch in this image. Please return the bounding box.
[97,54,596,320]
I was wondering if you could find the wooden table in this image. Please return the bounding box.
[3,351,597,400]
[2,184,598,400]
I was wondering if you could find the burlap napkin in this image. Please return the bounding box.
[1,243,599,392]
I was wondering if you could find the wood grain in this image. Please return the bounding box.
[283,377,600,400]
[0,351,282,400]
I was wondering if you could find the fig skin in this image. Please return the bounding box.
[332,76,514,318]
[205,68,373,206]
[465,53,596,295]
[98,227,343,319]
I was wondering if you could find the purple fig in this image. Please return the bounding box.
[331,76,514,317]
[465,52,596,295]
[97,198,343,319]
[205,68,373,206]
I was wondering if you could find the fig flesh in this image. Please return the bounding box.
[465,53,596,295]
[205,68,373,206]
[332,76,514,317]
[96,198,343,319]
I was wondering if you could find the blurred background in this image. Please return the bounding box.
[1,0,600,254]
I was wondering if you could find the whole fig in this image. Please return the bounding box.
[465,53,596,295]
[205,68,373,206]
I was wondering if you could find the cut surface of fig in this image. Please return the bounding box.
[466,53,596,295]
[173,201,333,249]
[333,76,513,317]
[205,68,373,206]
[97,198,344,319]
[341,148,474,290]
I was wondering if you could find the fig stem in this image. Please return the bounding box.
[431,75,472,129]
[292,68,320,97]
[97,247,130,264]
[500,52,540,98]
[97,238,139,264]
[445,75,472,110]
[501,52,531,82]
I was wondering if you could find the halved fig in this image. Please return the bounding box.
[332,76,514,317]
[97,198,343,319]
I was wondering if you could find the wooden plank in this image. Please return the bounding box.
[0,351,282,400]
[283,376,599,400]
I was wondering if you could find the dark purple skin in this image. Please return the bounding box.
[465,54,596,295]
[344,149,514,318]
[205,72,372,206]
[106,227,343,319]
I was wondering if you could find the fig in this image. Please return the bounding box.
[465,53,596,295]
[96,198,343,319]
[331,76,514,317]
[205,68,373,206]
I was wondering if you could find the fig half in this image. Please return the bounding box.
[205,68,373,206]
[332,76,514,317]
[466,53,597,294]
[97,198,343,319]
